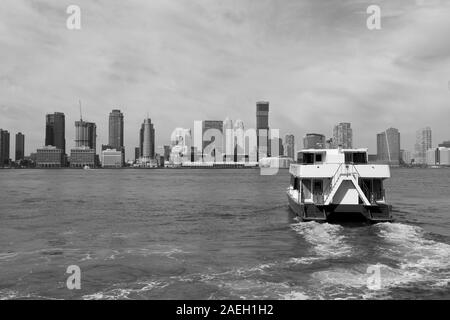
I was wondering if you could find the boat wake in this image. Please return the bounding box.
[290,221,353,259]
[375,222,450,289]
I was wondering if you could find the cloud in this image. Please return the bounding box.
[0,0,449,158]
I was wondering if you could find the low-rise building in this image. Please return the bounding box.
[101,148,123,168]
[36,146,65,168]
[426,147,450,166]
[70,147,96,168]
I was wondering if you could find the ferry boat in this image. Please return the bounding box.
[287,148,393,223]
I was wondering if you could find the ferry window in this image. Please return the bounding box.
[303,153,314,164]
[315,154,322,162]
[353,152,367,164]
[302,179,312,199]
[345,152,353,163]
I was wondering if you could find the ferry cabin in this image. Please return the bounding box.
[287,148,392,222]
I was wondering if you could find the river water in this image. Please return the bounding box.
[0,168,449,299]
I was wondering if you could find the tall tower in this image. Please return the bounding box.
[223,117,234,161]
[141,118,155,162]
[75,121,97,150]
[414,127,432,164]
[234,119,245,162]
[284,134,295,160]
[45,112,66,154]
[377,128,401,165]
[15,132,25,161]
[332,122,353,148]
[108,109,124,151]
[256,101,269,160]
[0,129,10,166]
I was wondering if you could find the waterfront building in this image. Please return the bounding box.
[256,101,269,160]
[75,120,96,151]
[163,145,171,161]
[284,134,295,160]
[202,120,223,161]
[414,127,432,164]
[108,109,124,163]
[45,112,66,154]
[438,141,450,148]
[223,117,234,162]
[15,132,25,162]
[135,147,140,162]
[70,147,96,168]
[303,133,325,149]
[259,156,293,169]
[0,129,10,166]
[140,118,155,163]
[426,147,450,166]
[376,128,401,165]
[234,119,245,163]
[101,149,123,168]
[169,128,192,165]
[400,149,412,165]
[332,123,353,148]
[36,146,65,168]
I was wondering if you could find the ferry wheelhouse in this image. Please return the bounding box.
[287,148,393,223]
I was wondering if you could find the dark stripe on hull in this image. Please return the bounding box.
[287,194,392,223]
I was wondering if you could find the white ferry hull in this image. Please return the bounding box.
[287,192,392,223]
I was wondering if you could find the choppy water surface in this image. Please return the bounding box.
[0,168,449,299]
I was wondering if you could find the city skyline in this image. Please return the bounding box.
[1,1,450,158]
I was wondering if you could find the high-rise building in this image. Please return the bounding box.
[134,147,140,162]
[284,134,295,160]
[234,119,245,162]
[75,120,96,151]
[414,127,432,164]
[163,145,171,161]
[223,117,234,161]
[202,120,223,161]
[303,133,325,149]
[170,128,192,165]
[140,118,155,162]
[332,122,353,148]
[45,112,66,154]
[256,101,269,160]
[0,129,10,166]
[377,128,401,165]
[438,141,450,148]
[15,132,25,162]
[400,149,412,165]
[108,109,124,161]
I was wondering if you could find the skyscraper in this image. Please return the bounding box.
[223,117,234,161]
[141,118,155,162]
[414,127,432,164]
[15,132,25,161]
[45,112,66,154]
[202,120,223,160]
[303,133,325,149]
[108,109,124,156]
[332,122,353,148]
[75,121,97,151]
[284,134,295,160]
[377,128,401,165]
[256,101,269,160]
[0,129,10,166]
[234,119,245,162]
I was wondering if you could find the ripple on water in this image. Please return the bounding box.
[290,222,353,259]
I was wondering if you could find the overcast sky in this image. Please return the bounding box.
[1,0,450,159]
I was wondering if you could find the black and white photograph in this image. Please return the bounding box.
[0,0,449,310]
